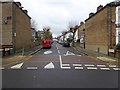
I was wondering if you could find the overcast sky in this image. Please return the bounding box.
[14,0,114,37]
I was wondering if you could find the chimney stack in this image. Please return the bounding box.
[89,12,94,17]
[97,5,103,12]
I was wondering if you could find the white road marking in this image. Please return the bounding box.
[113,68,120,71]
[44,51,52,55]
[109,65,117,68]
[62,64,70,66]
[75,67,83,70]
[44,62,55,69]
[97,65,106,67]
[27,67,38,70]
[0,67,4,70]
[73,64,82,67]
[10,63,23,69]
[87,67,97,70]
[58,50,60,54]
[61,67,71,69]
[65,51,75,56]
[77,55,82,56]
[59,55,62,68]
[85,64,95,67]
[56,45,58,50]
[100,68,110,70]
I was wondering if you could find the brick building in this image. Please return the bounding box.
[1,1,34,53]
[85,3,117,54]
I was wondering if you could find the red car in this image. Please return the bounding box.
[41,40,51,48]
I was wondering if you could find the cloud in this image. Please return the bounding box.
[14,0,114,37]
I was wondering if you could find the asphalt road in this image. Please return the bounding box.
[2,42,120,89]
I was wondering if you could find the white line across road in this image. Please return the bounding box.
[100,68,110,70]
[109,65,117,68]
[75,67,84,70]
[73,64,82,67]
[62,64,70,67]
[113,68,120,71]
[27,67,38,70]
[61,67,71,69]
[85,64,95,67]
[97,65,106,67]
[0,67,4,70]
[87,67,98,70]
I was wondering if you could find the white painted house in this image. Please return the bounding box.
[116,1,120,44]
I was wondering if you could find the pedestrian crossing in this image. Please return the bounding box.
[0,63,120,71]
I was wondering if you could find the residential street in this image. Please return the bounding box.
[2,42,119,88]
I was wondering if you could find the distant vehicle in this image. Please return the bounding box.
[41,40,51,48]
[58,40,63,45]
[62,41,70,47]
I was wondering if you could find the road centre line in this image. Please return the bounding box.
[59,55,62,68]
[58,50,60,54]
[56,45,58,50]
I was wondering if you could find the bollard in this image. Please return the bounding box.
[97,47,100,57]
[22,47,25,56]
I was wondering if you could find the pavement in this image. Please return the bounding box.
[1,46,41,67]
[73,47,120,65]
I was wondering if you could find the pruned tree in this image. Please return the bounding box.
[31,19,38,30]
[43,26,52,40]
[68,21,79,47]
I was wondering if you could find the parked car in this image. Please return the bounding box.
[62,41,70,47]
[41,40,51,48]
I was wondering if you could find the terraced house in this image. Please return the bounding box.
[85,1,120,55]
[1,1,34,54]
